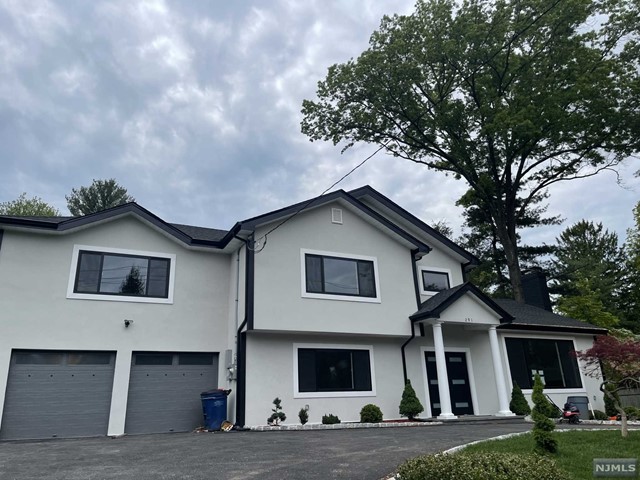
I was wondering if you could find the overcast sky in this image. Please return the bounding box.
[1,0,638,247]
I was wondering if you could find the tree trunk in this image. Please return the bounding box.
[603,386,628,438]
[493,217,525,302]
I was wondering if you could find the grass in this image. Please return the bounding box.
[463,430,640,479]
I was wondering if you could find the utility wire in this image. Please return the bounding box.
[250,143,388,253]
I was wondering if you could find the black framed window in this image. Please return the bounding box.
[421,270,450,292]
[297,348,372,393]
[74,250,170,298]
[505,338,582,389]
[305,254,376,298]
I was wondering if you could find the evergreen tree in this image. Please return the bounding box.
[509,383,531,416]
[620,201,640,332]
[531,374,557,454]
[399,380,424,420]
[66,179,134,216]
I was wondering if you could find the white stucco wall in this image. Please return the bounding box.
[243,332,406,426]
[0,216,233,435]
[251,204,419,336]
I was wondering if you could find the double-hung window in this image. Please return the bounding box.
[302,249,380,302]
[505,338,582,389]
[67,245,175,303]
[294,344,375,398]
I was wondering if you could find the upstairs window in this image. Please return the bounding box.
[421,269,451,294]
[68,245,175,303]
[302,250,379,302]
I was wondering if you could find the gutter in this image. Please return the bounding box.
[401,249,426,383]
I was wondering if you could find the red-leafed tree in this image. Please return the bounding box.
[576,335,640,437]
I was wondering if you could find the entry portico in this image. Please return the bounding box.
[410,283,516,419]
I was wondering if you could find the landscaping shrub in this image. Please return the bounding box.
[590,409,608,420]
[298,408,309,425]
[531,374,557,453]
[509,383,531,416]
[322,413,341,424]
[399,380,424,420]
[267,397,286,425]
[623,406,639,420]
[396,451,569,480]
[360,404,383,423]
[604,386,619,417]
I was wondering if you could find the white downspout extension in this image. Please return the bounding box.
[432,321,456,419]
[488,326,515,416]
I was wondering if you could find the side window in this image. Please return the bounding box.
[420,268,451,295]
[67,245,176,304]
[301,249,380,303]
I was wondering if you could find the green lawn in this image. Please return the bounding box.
[463,430,640,479]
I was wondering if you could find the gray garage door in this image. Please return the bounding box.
[125,352,219,435]
[0,350,115,440]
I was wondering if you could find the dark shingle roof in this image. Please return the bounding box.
[169,223,228,243]
[495,298,607,334]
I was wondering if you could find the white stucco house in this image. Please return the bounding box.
[0,186,606,440]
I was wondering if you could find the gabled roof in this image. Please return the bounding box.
[349,186,479,267]
[410,282,514,323]
[239,188,432,255]
[495,299,608,335]
[0,204,238,249]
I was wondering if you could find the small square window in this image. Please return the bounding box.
[421,270,450,294]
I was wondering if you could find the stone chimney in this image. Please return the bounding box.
[521,268,552,312]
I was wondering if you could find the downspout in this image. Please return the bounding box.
[233,234,255,427]
[401,249,426,383]
[0,229,4,253]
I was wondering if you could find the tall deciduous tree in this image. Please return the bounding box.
[0,193,60,216]
[620,201,640,332]
[549,220,624,328]
[66,179,135,216]
[301,0,639,302]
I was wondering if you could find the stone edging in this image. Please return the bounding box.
[250,421,442,431]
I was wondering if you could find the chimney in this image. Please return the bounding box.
[521,268,552,312]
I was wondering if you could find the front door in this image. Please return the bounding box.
[425,351,474,416]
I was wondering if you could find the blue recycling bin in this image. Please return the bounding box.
[201,389,229,431]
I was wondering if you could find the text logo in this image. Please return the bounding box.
[593,459,637,478]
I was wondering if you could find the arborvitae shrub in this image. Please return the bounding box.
[360,404,383,423]
[399,380,424,420]
[298,408,309,425]
[509,383,531,416]
[531,374,557,454]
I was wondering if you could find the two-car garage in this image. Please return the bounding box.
[0,350,219,440]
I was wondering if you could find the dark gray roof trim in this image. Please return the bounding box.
[0,205,240,249]
[349,186,479,266]
[494,299,607,334]
[410,282,514,323]
[240,189,432,255]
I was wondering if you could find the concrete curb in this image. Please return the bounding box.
[250,421,443,431]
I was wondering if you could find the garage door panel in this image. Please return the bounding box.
[0,351,115,440]
[125,352,219,435]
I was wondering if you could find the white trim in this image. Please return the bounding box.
[499,332,588,394]
[66,245,176,304]
[300,249,381,303]
[292,343,377,399]
[418,266,452,296]
[420,346,479,418]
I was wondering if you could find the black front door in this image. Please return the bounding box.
[425,351,474,416]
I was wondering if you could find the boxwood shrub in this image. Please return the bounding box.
[322,413,341,424]
[360,404,383,423]
[396,452,569,480]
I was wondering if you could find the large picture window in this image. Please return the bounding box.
[505,338,582,389]
[67,245,175,303]
[295,346,375,397]
[302,250,379,302]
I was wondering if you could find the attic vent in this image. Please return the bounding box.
[331,208,343,224]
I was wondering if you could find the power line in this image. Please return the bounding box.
[250,143,388,253]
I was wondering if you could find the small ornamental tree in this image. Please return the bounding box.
[576,335,640,437]
[399,380,424,420]
[509,383,531,416]
[267,398,286,426]
[531,374,557,454]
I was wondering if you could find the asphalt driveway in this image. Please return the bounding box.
[0,422,533,480]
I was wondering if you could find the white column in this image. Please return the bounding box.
[488,326,515,416]
[432,322,456,419]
